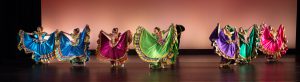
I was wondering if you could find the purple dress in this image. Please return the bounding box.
[209,24,238,59]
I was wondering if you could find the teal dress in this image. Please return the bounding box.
[237,24,259,63]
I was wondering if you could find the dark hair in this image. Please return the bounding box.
[154,27,160,31]
[176,24,185,32]
[85,24,90,31]
[113,28,118,31]
[268,26,272,30]
[85,24,90,28]
[239,27,244,33]
[74,28,80,33]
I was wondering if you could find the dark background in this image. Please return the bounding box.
[3,0,41,65]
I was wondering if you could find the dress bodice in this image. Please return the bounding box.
[33,32,47,40]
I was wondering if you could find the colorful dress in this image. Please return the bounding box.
[237,24,259,63]
[18,30,56,63]
[259,24,288,60]
[55,27,90,65]
[134,24,178,69]
[209,24,238,66]
[96,30,132,65]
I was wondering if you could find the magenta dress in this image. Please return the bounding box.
[96,30,132,63]
[259,24,288,59]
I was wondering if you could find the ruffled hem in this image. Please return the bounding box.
[258,37,288,59]
[95,31,132,63]
[258,44,287,59]
[212,41,237,60]
[237,25,260,61]
[237,50,258,62]
[17,30,56,63]
[54,31,90,62]
[258,24,288,59]
[133,26,178,63]
[95,47,129,63]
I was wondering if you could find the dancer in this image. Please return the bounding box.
[175,24,185,47]
[172,24,185,67]
[134,24,178,69]
[96,28,132,67]
[236,24,259,64]
[209,23,238,68]
[18,26,57,63]
[55,25,90,66]
[259,24,288,62]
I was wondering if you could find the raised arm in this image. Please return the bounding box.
[44,30,58,36]
[162,27,171,34]
[62,31,72,36]
[246,25,254,37]
[25,31,34,35]
[100,30,112,40]
[44,32,51,36]
[26,32,34,35]
[101,30,110,36]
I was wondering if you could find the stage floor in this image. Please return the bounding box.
[2,54,298,82]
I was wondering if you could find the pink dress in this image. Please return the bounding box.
[259,24,288,59]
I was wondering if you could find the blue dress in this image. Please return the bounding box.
[18,31,56,63]
[55,27,90,63]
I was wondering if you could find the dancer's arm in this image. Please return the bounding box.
[62,31,72,36]
[100,30,112,40]
[25,31,34,35]
[44,32,50,36]
[162,27,171,34]
[101,30,110,36]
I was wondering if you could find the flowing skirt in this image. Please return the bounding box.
[238,25,259,62]
[133,25,178,65]
[210,24,238,59]
[259,24,288,59]
[96,30,132,63]
[55,27,90,62]
[18,31,56,63]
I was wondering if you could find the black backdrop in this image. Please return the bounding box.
[2,0,41,65]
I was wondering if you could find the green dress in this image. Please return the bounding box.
[134,24,179,68]
[237,24,259,63]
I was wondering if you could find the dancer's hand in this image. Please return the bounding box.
[97,39,100,44]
